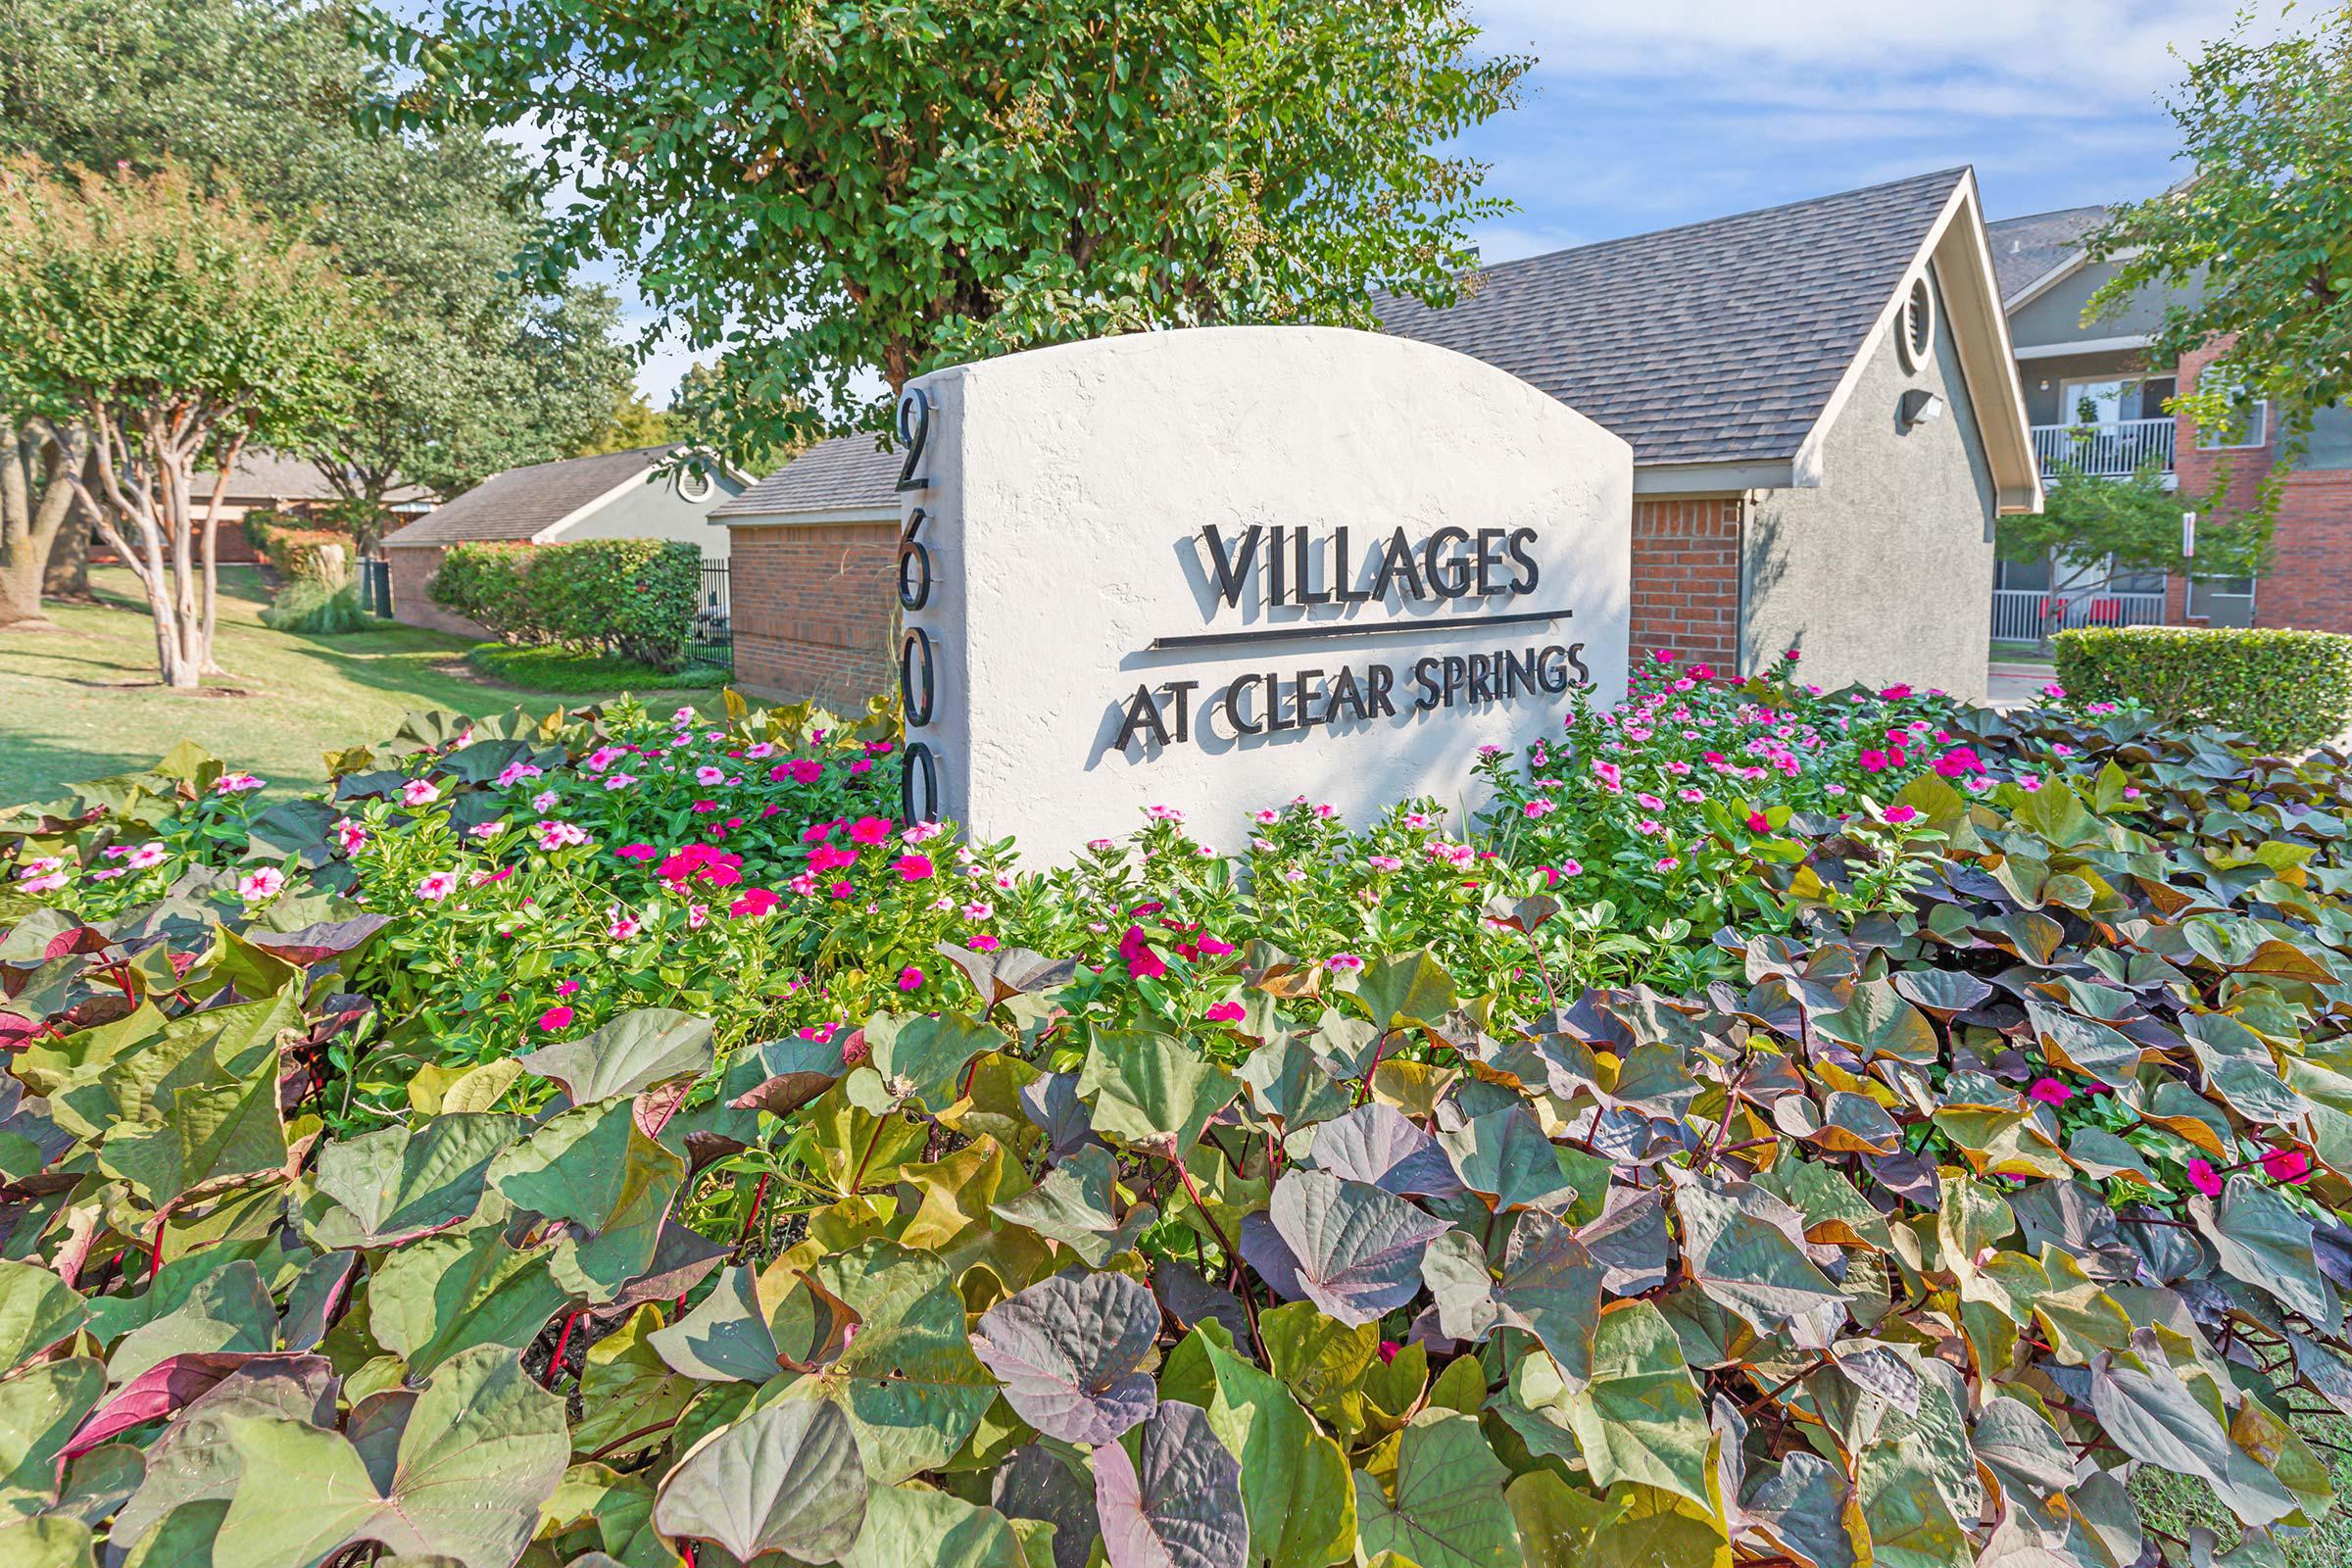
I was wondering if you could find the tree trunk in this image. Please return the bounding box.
[43,512,92,601]
[194,437,238,675]
[0,419,93,629]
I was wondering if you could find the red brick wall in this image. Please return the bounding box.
[2174,337,2352,633]
[386,544,494,640]
[1630,496,1742,671]
[726,521,899,707]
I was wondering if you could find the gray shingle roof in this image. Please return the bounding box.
[1376,169,1969,468]
[1984,205,2109,303]
[194,450,430,507]
[382,446,672,547]
[711,434,904,520]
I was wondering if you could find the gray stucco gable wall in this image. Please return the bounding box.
[2007,258,2201,350]
[1739,261,1999,701]
[555,469,749,561]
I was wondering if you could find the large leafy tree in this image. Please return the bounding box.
[0,0,633,574]
[373,0,1531,462]
[1997,458,2265,592]
[2088,4,2352,441]
[0,164,371,686]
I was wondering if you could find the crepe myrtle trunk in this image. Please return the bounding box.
[44,507,93,601]
[60,409,240,689]
[0,418,94,630]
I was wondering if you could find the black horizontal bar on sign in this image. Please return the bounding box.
[1148,608,1573,653]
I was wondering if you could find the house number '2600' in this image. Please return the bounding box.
[896,387,940,825]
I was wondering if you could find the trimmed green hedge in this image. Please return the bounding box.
[2053,624,2352,751]
[464,640,728,693]
[429,538,704,670]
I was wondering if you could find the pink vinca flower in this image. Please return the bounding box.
[415,870,458,902]
[401,777,440,808]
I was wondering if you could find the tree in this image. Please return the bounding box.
[576,389,676,457]
[0,0,634,529]
[0,163,370,685]
[374,0,1531,463]
[1995,453,2265,640]
[2088,5,2352,442]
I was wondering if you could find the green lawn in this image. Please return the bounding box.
[0,566,714,804]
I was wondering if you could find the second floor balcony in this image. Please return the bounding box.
[2032,416,2177,480]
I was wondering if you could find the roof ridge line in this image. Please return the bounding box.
[1468,166,1971,276]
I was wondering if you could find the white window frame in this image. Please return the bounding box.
[2193,386,2270,451]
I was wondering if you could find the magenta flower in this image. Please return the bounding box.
[613,843,658,861]
[538,1005,574,1033]
[849,815,892,845]
[2262,1148,2313,1185]
[1118,925,1167,979]
[2026,1077,2073,1106]
[893,854,935,882]
[1745,810,1770,834]
[1205,1001,1247,1023]
[2186,1157,2224,1199]
[897,966,924,993]
[1884,805,1920,825]
[730,888,780,919]
[556,979,581,997]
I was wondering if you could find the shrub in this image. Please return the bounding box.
[259,577,370,634]
[2054,623,2352,751]
[427,541,540,642]
[5,686,2352,1567]
[432,538,704,669]
[465,640,730,693]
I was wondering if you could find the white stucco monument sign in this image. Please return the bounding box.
[892,327,1631,858]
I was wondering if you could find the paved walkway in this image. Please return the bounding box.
[1986,662,2056,713]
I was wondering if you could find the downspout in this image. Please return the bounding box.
[1736,490,1759,676]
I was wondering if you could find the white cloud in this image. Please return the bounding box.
[1477,0,2278,105]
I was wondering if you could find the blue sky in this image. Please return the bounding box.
[1453,0,2247,265]
[622,0,2263,402]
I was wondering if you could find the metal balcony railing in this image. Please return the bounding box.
[1991,588,2167,643]
[2032,417,2177,479]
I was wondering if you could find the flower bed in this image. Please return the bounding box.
[2,659,2349,1568]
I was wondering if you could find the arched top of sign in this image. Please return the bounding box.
[893,324,1635,864]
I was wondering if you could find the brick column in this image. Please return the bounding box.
[726,521,900,706]
[2175,336,2352,632]
[385,545,494,639]
[1629,496,1742,671]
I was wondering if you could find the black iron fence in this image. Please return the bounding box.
[691,559,732,668]
[358,557,393,618]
